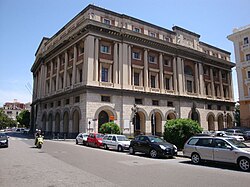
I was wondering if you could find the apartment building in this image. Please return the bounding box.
[228,25,250,127]
[31,5,235,138]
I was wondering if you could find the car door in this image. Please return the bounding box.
[111,136,117,149]
[195,138,214,161]
[213,139,236,163]
[138,136,150,153]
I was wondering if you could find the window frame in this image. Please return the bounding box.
[132,51,141,60]
[244,37,249,44]
[246,54,250,61]
[101,67,109,82]
[103,18,111,25]
[100,45,110,54]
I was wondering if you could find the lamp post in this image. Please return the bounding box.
[131,104,138,136]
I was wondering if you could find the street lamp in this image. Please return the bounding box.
[131,104,138,136]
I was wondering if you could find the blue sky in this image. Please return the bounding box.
[0,0,249,106]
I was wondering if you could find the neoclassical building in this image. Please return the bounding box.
[228,25,250,127]
[31,5,235,138]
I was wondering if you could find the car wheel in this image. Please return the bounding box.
[104,144,109,150]
[83,141,86,146]
[118,145,123,152]
[76,139,78,145]
[129,146,135,155]
[149,149,158,158]
[191,153,201,164]
[238,157,250,171]
[86,142,89,146]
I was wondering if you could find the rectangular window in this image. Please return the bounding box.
[101,96,111,102]
[75,96,80,103]
[100,45,109,53]
[248,71,250,79]
[134,72,140,86]
[167,101,173,107]
[135,98,143,105]
[151,75,156,88]
[152,100,159,106]
[246,54,250,61]
[165,78,170,90]
[57,101,61,107]
[66,99,70,105]
[149,55,155,63]
[101,67,109,82]
[244,37,249,44]
[44,104,47,109]
[79,46,84,54]
[103,18,111,25]
[217,105,221,110]
[133,27,140,33]
[164,59,170,66]
[187,80,193,92]
[150,32,156,37]
[50,103,54,108]
[208,104,212,110]
[132,52,140,60]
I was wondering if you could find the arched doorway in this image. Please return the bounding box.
[42,114,46,132]
[63,112,69,136]
[167,113,176,120]
[218,114,224,130]
[72,110,80,137]
[48,113,53,133]
[98,111,109,131]
[151,112,162,136]
[133,111,146,136]
[55,113,60,133]
[227,114,233,128]
[207,114,215,131]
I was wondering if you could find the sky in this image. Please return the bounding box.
[0,0,249,107]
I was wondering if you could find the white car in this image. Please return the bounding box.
[214,131,245,142]
[102,134,131,152]
[76,133,89,145]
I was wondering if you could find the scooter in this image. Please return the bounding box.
[36,135,44,149]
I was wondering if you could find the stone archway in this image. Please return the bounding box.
[72,110,80,137]
[151,112,162,136]
[133,111,146,136]
[98,110,109,131]
[227,114,233,128]
[41,114,47,132]
[207,114,215,131]
[55,113,60,133]
[63,111,69,135]
[167,113,176,120]
[217,114,224,130]
[48,113,53,133]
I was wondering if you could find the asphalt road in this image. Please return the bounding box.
[0,133,249,187]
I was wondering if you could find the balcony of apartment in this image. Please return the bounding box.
[241,43,250,52]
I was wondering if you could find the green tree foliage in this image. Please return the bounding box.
[0,109,17,129]
[99,122,121,134]
[164,118,203,149]
[16,110,30,128]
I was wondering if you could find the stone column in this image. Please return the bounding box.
[177,57,183,95]
[210,68,215,98]
[42,63,46,97]
[63,51,68,88]
[118,43,123,86]
[49,61,53,93]
[122,43,128,87]
[94,38,99,82]
[195,62,199,94]
[229,71,234,100]
[159,53,164,91]
[56,56,60,91]
[128,45,132,85]
[219,70,224,98]
[173,57,178,94]
[72,44,77,85]
[113,42,118,84]
[144,49,148,90]
[199,63,204,96]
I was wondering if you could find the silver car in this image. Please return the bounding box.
[183,136,250,171]
[102,134,130,152]
[76,133,89,145]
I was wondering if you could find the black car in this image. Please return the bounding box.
[0,133,8,148]
[129,135,177,158]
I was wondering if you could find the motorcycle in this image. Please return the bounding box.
[35,135,44,149]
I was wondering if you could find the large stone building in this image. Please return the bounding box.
[31,5,235,138]
[228,25,250,127]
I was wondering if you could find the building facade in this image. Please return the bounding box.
[228,25,250,127]
[31,5,235,138]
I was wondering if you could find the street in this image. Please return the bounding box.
[0,133,249,187]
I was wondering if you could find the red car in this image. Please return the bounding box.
[86,133,104,147]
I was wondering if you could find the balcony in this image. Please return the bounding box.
[241,43,250,52]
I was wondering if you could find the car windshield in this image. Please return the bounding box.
[96,134,103,138]
[148,136,165,143]
[227,138,248,148]
[117,136,129,141]
[83,134,89,137]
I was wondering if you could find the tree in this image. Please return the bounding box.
[16,110,30,128]
[164,118,203,149]
[234,102,240,126]
[0,109,17,129]
[99,122,121,134]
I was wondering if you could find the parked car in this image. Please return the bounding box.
[225,129,244,136]
[76,133,89,145]
[86,133,104,148]
[0,133,9,148]
[243,131,250,141]
[102,134,130,152]
[183,136,250,171]
[214,131,245,142]
[129,135,177,158]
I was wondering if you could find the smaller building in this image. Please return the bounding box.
[228,25,250,127]
[2,99,31,120]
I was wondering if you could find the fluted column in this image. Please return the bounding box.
[49,61,53,93]
[159,53,164,91]
[219,70,224,98]
[118,43,123,85]
[113,42,118,84]
[195,62,199,94]
[72,44,77,85]
[42,63,46,97]
[229,71,234,100]
[94,38,99,81]
[210,68,215,98]
[63,51,68,88]
[177,57,184,95]
[173,57,177,94]
[144,49,148,90]
[128,45,132,85]
[199,63,204,96]
[56,56,60,91]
